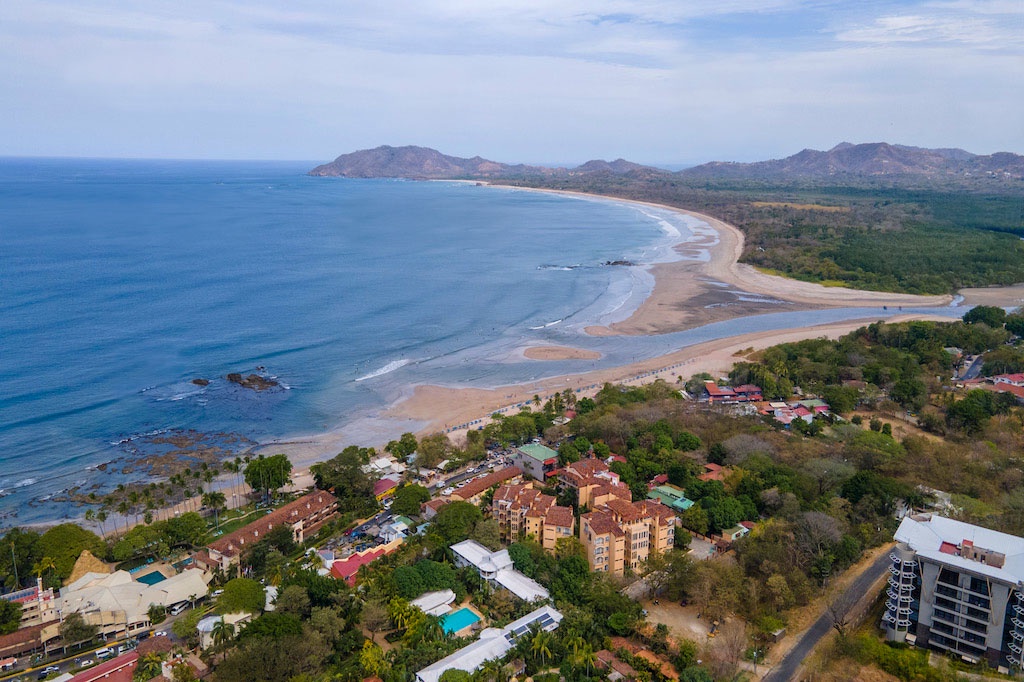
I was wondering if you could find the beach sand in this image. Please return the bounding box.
[259,189,1021,466]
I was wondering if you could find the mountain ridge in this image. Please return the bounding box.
[309,143,1024,181]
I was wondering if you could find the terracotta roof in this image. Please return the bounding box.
[0,621,51,658]
[331,546,394,585]
[604,498,645,523]
[422,498,449,512]
[136,635,175,656]
[637,500,676,521]
[450,467,522,501]
[583,509,625,536]
[703,381,735,396]
[208,491,337,558]
[70,651,138,682]
[373,477,400,497]
[545,506,575,529]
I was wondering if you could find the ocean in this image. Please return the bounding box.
[0,159,964,529]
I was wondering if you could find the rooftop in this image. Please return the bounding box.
[208,491,337,558]
[894,514,1024,584]
[451,467,522,501]
[516,443,558,463]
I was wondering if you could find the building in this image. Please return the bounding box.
[489,484,574,550]
[69,651,138,682]
[410,590,457,617]
[198,491,338,573]
[556,457,629,508]
[884,514,1024,669]
[329,539,403,586]
[415,606,562,682]
[700,382,763,404]
[698,463,730,483]
[54,568,210,640]
[450,540,549,602]
[449,467,523,505]
[580,499,676,575]
[646,484,694,512]
[510,444,559,480]
[374,475,402,501]
[0,579,56,628]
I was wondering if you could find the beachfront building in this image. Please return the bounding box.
[415,605,562,682]
[450,540,549,602]
[700,382,763,404]
[510,444,559,481]
[555,457,630,508]
[490,484,575,550]
[883,514,1024,669]
[580,499,676,576]
[53,568,210,640]
[195,491,338,574]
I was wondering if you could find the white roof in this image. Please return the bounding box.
[450,540,496,569]
[495,569,548,603]
[410,589,456,617]
[57,569,209,625]
[416,606,562,682]
[895,514,1024,584]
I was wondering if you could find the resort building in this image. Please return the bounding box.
[415,605,562,682]
[884,514,1024,669]
[580,499,676,575]
[490,483,575,550]
[410,589,457,617]
[555,457,629,508]
[510,444,559,481]
[450,539,549,602]
[449,467,523,505]
[197,491,338,573]
[53,568,210,640]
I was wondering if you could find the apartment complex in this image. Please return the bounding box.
[510,444,559,480]
[449,466,523,505]
[197,491,338,573]
[556,457,630,508]
[490,483,575,550]
[580,499,676,575]
[885,514,1024,669]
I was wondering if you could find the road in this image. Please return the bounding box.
[762,550,892,682]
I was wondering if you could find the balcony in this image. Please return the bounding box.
[1011,629,1024,642]
[1012,642,1024,655]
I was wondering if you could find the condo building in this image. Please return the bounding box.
[885,514,1024,670]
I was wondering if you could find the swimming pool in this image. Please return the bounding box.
[441,607,481,634]
[136,571,166,586]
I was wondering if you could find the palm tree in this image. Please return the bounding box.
[137,651,164,679]
[575,643,596,677]
[202,491,227,530]
[211,619,235,647]
[33,556,55,588]
[476,658,502,682]
[96,510,108,537]
[530,629,553,668]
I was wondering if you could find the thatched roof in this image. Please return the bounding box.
[67,549,112,584]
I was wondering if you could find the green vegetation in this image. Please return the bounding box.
[504,174,1024,294]
[244,453,293,501]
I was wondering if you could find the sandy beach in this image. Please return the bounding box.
[258,188,1018,467]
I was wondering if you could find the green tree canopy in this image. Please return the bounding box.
[391,484,431,517]
[0,599,21,635]
[311,446,378,514]
[428,501,482,548]
[244,454,293,500]
[217,578,266,614]
[37,524,106,584]
[963,305,1007,327]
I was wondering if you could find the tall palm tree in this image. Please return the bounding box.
[211,619,235,647]
[202,491,227,530]
[575,643,596,677]
[530,629,553,668]
[33,556,55,588]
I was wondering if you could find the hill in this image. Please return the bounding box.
[681,142,1024,181]
[308,145,663,179]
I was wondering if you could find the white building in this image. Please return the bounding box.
[885,514,1024,669]
[409,590,456,617]
[450,540,549,602]
[415,605,562,682]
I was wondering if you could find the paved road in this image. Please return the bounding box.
[763,550,892,682]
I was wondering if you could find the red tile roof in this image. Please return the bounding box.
[331,545,396,585]
[70,651,138,682]
[450,467,522,501]
[545,506,575,529]
[208,491,337,559]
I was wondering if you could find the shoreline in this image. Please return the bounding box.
[13,184,1022,531]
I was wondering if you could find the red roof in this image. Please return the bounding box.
[208,491,337,558]
[373,477,400,497]
[792,406,812,417]
[70,651,138,682]
[450,467,522,501]
[331,546,394,585]
[939,541,958,555]
[703,382,735,396]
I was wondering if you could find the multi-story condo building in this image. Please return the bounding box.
[580,499,675,576]
[490,483,575,550]
[556,457,630,508]
[885,513,1024,669]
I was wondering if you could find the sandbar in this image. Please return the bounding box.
[523,346,602,361]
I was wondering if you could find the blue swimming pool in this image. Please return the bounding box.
[136,571,166,586]
[441,607,481,634]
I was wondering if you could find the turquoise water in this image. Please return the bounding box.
[441,607,481,633]
[136,571,166,585]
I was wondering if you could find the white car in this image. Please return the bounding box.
[154,631,167,637]
[441,487,454,496]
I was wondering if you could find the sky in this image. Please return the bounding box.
[1,0,1022,165]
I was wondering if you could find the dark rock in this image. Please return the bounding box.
[226,373,280,391]
[191,378,210,386]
